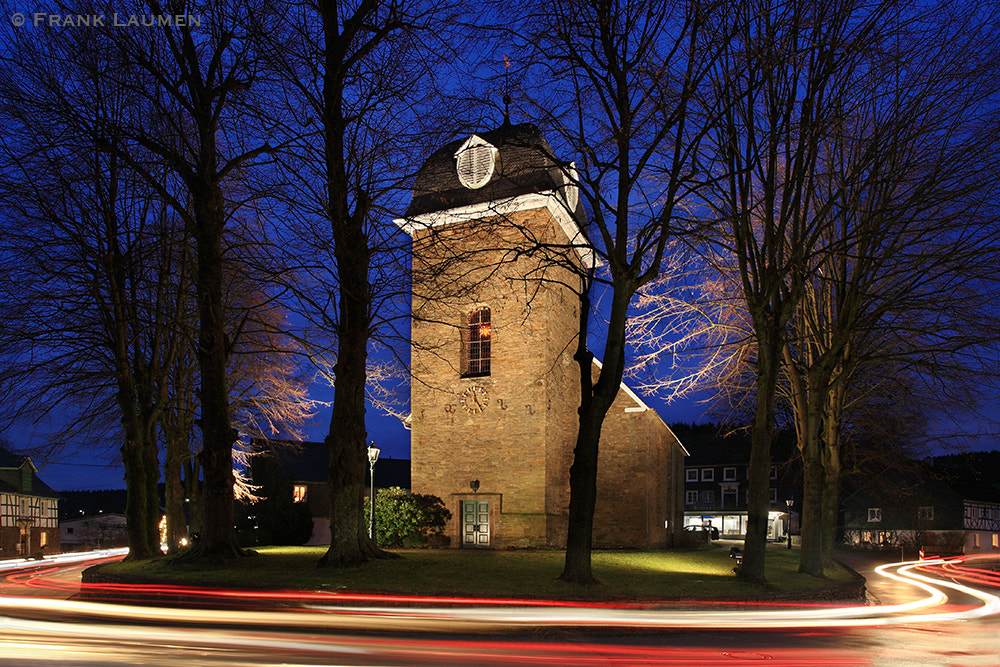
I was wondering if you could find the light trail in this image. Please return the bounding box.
[0,551,996,666]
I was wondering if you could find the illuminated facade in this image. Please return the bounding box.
[396,123,687,549]
[680,427,799,541]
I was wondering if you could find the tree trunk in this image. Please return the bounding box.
[121,435,154,560]
[796,362,828,577]
[561,399,605,583]
[316,186,380,565]
[142,419,161,556]
[163,429,190,554]
[820,387,845,567]
[318,316,378,566]
[117,375,160,560]
[561,282,627,584]
[184,457,204,540]
[740,326,781,583]
[192,189,241,558]
[798,423,825,577]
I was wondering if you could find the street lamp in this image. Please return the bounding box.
[367,441,380,542]
[786,498,794,549]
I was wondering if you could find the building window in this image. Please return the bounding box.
[40,532,47,548]
[462,308,491,377]
[918,506,934,521]
[685,491,698,505]
[868,507,882,523]
[699,490,715,505]
[993,534,999,549]
[974,533,980,548]
[293,485,307,503]
[701,468,714,482]
[769,488,777,503]
[686,469,698,482]
[723,467,736,481]
[770,466,777,480]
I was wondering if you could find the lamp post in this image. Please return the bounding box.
[786,498,794,549]
[367,441,380,542]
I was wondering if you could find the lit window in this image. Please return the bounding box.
[40,532,47,548]
[462,308,491,377]
[993,534,999,549]
[723,467,736,481]
[685,491,698,505]
[868,507,882,523]
[685,469,698,482]
[701,468,714,482]
[918,506,934,521]
[293,485,307,503]
[974,533,980,548]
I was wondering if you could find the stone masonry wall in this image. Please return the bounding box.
[410,207,581,548]
[409,205,684,549]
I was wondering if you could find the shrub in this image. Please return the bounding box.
[364,487,451,547]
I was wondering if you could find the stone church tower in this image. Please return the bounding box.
[396,123,686,549]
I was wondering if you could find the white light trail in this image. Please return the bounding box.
[0,557,996,635]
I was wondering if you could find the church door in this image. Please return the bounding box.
[462,500,490,547]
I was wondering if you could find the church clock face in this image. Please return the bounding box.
[461,385,489,414]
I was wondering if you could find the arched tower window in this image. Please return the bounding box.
[462,307,491,377]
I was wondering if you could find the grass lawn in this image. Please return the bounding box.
[90,544,859,602]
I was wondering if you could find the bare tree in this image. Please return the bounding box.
[0,18,197,558]
[766,0,1000,575]
[631,0,1000,578]
[510,0,730,583]
[692,0,915,581]
[91,0,280,557]
[262,0,458,566]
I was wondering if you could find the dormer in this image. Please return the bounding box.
[454,135,498,190]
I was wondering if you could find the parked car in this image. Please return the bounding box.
[684,524,720,540]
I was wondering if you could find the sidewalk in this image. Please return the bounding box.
[836,551,931,607]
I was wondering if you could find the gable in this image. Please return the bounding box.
[591,359,687,455]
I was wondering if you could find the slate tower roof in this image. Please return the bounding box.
[404,122,586,223]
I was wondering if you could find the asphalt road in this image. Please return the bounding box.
[0,549,997,666]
